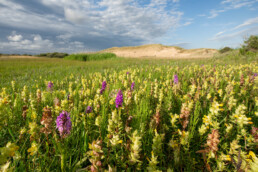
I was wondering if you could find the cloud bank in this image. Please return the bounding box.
[0,0,182,54]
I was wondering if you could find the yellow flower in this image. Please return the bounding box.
[27,142,38,156]
[249,151,256,159]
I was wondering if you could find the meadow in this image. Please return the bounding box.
[0,53,257,171]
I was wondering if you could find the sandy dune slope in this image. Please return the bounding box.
[101,44,218,58]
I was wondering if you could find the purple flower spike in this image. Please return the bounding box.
[126,72,130,75]
[115,89,123,108]
[86,106,92,113]
[174,75,178,84]
[47,81,54,90]
[56,111,72,138]
[254,73,258,77]
[100,81,107,94]
[131,82,135,91]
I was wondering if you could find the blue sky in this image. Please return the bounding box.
[0,0,257,54]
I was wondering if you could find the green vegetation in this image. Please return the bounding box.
[219,46,233,53]
[64,52,117,61]
[240,35,258,54]
[37,52,69,58]
[0,53,257,171]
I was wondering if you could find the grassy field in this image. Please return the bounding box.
[0,54,257,171]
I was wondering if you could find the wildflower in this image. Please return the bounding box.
[174,74,178,84]
[88,140,103,172]
[206,129,220,158]
[240,74,244,86]
[180,103,190,129]
[27,142,38,156]
[131,82,135,91]
[40,107,53,136]
[115,89,123,108]
[47,81,54,90]
[86,106,93,113]
[100,81,107,94]
[129,131,142,167]
[54,97,60,107]
[56,111,72,138]
[251,127,258,143]
[36,89,41,103]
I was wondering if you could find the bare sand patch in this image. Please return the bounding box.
[101,44,218,59]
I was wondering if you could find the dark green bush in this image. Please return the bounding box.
[65,53,117,61]
[37,52,69,58]
[240,35,258,54]
[219,47,233,53]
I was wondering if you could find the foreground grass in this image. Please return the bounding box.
[0,54,257,171]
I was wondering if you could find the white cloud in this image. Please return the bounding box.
[211,26,258,41]
[208,9,225,19]
[221,0,234,4]
[182,21,192,26]
[234,17,258,29]
[0,32,86,54]
[7,33,23,42]
[208,0,257,18]
[215,31,225,37]
[173,0,180,2]
[213,16,258,40]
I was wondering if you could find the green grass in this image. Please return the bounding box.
[64,52,117,61]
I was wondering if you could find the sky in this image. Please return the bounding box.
[0,0,257,54]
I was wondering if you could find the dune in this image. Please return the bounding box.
[101,44,218,59]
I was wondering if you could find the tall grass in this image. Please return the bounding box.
[65,53,117,61]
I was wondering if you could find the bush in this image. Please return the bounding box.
[65,53,117,61]
[37,52,69,58]
[240,35,258,54]
[219,47,233,53]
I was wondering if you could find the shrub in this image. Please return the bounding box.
[37,52,69,58]
[240,35,258,54]
[219,47,233,53]
[65,53,117,61]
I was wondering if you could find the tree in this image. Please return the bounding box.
[240,35,258,54]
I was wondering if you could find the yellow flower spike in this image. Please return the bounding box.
[219,103,223,107]
[248,118,252,120]
[225,155,231,161]
[248,122,253,124]
[118,140,123,144]
[246,159,252,162]
[249,151,256,159]
[151,151,154,156]
[234,115,238,118]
